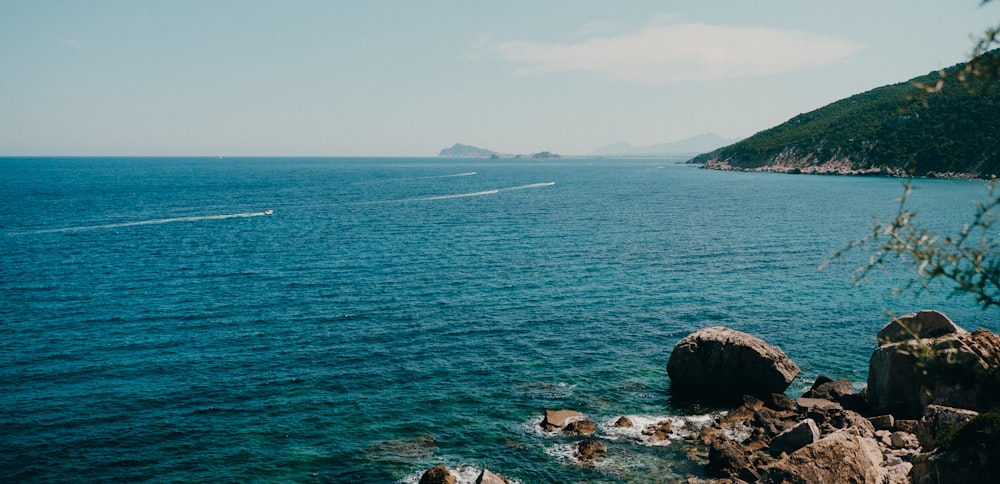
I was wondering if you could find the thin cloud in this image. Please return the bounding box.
[492,22,863,83]
[57,38,103,50]
[466,34,492,60]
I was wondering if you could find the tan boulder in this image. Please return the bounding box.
[868,323,1000,418]
[418,465,456,484]
[667,326,800,403]
[540,409,584,431]
[760,429,885,483]
[877,310,966,344]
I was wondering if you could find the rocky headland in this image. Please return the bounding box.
[417,310,1000,483]
[687,53,1000,179]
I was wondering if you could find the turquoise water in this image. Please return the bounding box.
[1,157,995,482]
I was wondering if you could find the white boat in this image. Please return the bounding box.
[264,209,273,215]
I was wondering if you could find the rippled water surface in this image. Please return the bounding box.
[1,157,995,482]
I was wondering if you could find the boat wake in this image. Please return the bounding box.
[412,189,499,201]
[355,171,477,185]
[23,210,274,234]
[498,181,556,191]
[399,181,555,202]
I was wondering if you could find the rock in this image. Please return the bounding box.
[885,461,914,484]
[419,465,456,484]
[919,405,978,448]
[742,395,765,412]
[869,414,895,430]
[475,469,508,484]
[833,410,876,439]
[753,407,796,437]
[574,439,607,462]
[876,310,966,344]
[706,437,758,481]
[613,416,633,428]
[802,377,854,401]
[642,420,673,442]
[700,425,723,444]
[667,326,800,403]
[868,324,1000,418]
[837,391,871,413]
[890,431,920,449]
[541,409,584,431]
[795,397,842,412]
[759,430,886,483]
[894,419,921,434]
[719,403,756,427]
[564,418,596,436]
[763,393,796,412]
[911,410,1000,484]
[769,419,820,455]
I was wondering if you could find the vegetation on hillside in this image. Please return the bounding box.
[693,52,1000,177]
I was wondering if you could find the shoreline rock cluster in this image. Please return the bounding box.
[417,310,1000,483]
[674,311,1000,483]
[700,157,985,179]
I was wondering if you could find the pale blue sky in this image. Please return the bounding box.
[1,1,997,156]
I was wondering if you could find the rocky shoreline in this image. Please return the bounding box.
[416,310,1000,483]
[699,157,988,180]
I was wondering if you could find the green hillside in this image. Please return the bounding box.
[692,55,1000,177]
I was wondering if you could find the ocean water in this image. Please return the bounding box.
[1,157,996,482]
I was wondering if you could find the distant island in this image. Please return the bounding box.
[690,52,1000,178]
[438,143,561,159]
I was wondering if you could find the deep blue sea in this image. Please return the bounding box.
[2,157,996,482]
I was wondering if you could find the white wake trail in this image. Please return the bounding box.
[411,189,500,201]
[397,181,554,203]
[498,182,556,191]
[28,210,273,234]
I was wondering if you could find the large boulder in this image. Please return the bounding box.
[868,314,1000,418]
[876,310,966,344]
[760,429,886,483]
[667,326,800,403]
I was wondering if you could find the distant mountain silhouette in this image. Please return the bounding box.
[594,133,738,156]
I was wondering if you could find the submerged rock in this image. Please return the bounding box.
[667,326,800,403]
[574,439,607,463]
[613,416,633,428]
[642,420,673,442]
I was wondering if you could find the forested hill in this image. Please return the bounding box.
[691,55,1000,177]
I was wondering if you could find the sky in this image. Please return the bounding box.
[1,0,998,157]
